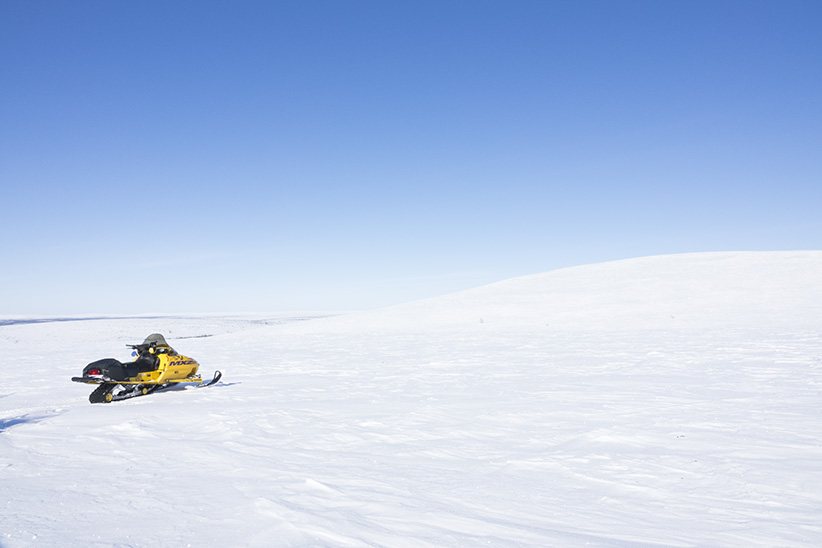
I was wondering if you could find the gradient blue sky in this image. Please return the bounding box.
[2,1,820,314]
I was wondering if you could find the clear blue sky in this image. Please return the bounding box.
[2,1,820,314]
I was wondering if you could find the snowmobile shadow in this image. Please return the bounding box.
[0,410,64,433]
[212,381,240,387]
[157,383,196,393]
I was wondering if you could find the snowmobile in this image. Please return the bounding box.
[72,333,221,403]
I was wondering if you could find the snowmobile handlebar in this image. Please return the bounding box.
[127,341,173,355]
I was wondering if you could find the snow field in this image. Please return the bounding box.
[2,251,822,547]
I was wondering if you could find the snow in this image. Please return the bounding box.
[2,251,821,547]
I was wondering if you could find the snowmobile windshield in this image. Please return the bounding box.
[142,333,170,347]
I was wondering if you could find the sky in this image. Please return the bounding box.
[1,0,820,314]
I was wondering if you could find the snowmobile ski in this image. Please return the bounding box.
[204,370,222,386]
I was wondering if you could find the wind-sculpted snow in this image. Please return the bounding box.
[1,252,821,547]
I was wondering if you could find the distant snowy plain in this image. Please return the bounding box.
[2,251,821,547]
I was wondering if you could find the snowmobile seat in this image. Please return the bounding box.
[84,358,136,381]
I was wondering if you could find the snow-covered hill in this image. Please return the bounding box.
[296,250,822,332]
[2,251,821,547]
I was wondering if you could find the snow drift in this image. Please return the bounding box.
[2,251,821,547]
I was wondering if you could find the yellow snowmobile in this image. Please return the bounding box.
[72,333,221,403]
